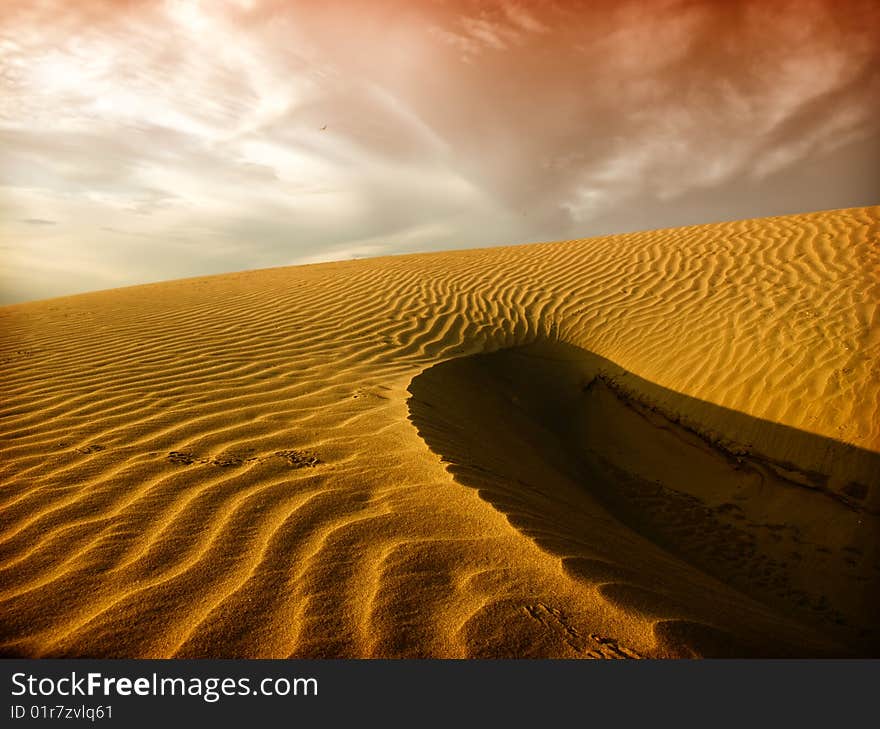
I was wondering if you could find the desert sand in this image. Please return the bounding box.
[0,206,877,658]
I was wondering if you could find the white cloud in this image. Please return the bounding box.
[0,0,877,303]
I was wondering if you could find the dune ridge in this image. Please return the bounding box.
[0,205,877,657]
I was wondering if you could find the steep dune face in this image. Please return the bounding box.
[408,343,878,656]
[0,206,877,657]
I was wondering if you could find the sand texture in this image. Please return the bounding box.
[0,206,878,658]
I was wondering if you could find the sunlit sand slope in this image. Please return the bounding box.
[0,206,877,657]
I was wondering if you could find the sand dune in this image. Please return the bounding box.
[0,206,877,657]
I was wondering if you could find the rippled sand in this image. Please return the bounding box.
[1,205,877,657]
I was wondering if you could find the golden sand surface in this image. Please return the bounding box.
[0,206,877,657]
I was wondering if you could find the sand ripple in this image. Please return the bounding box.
[0,206,877,657]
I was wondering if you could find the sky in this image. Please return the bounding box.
[1,0,878,304]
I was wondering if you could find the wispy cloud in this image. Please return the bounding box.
[0,0,877,303]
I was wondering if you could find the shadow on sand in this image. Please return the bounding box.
[407,340,879,657]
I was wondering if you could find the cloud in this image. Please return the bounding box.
[0,0,878,303]
[429,0,554,58]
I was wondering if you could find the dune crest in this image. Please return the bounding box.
[0,206,877,657]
